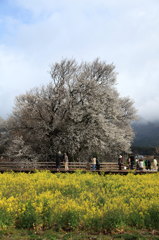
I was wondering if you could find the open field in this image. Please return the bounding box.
[0,171,159,239]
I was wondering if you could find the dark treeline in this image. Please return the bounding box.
[132,146,159,156]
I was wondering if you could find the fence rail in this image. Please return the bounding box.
[0,162,157,174]
[0,161,119,171]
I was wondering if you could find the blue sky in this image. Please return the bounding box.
[0,0,159,121]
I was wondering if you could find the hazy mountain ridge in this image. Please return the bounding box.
[132,121,159,147]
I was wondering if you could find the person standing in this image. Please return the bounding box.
[127,157,131,169]
[152,157,158,171]
[135,158,139,170]
[118,155,123,170]
[145,159,148,170]
[129,154,135,170]
[64,153,69,171]
[96,158,100,170]
[56,151,63,171]
[92,157,97,171]
[147,159,151,170]
[138,159,144,170]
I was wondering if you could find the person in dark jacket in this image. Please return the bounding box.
[129,154,135,170]
[96,158,100,170]
[56,151,63,171]
[147,159,151,170]
[118,155,123,170]
[145,159,151,170]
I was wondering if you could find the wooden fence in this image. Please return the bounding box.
[0,161,119,172]
[0,162,157,174]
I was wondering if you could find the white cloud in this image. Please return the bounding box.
[0,0,159,120]
[0,45,51,118]
[138,97,159,121]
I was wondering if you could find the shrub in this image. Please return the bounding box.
[0,209,13,229]
[15,202,38,229]
[144,205,159,230]
[41,201,55,229]
[102,209,126,232]
[56,209,81,231]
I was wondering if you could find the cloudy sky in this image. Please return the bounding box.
[0,0,159,121]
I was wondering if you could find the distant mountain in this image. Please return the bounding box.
[132,121,159,147]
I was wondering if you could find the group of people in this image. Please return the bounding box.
[118,154,158,171]
[55,152,101,171]
[135,157,158,171]
[56,151,158,172]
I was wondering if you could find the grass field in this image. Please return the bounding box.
[0,171,159,239]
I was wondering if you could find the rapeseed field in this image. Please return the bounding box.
[0,171,158,233]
